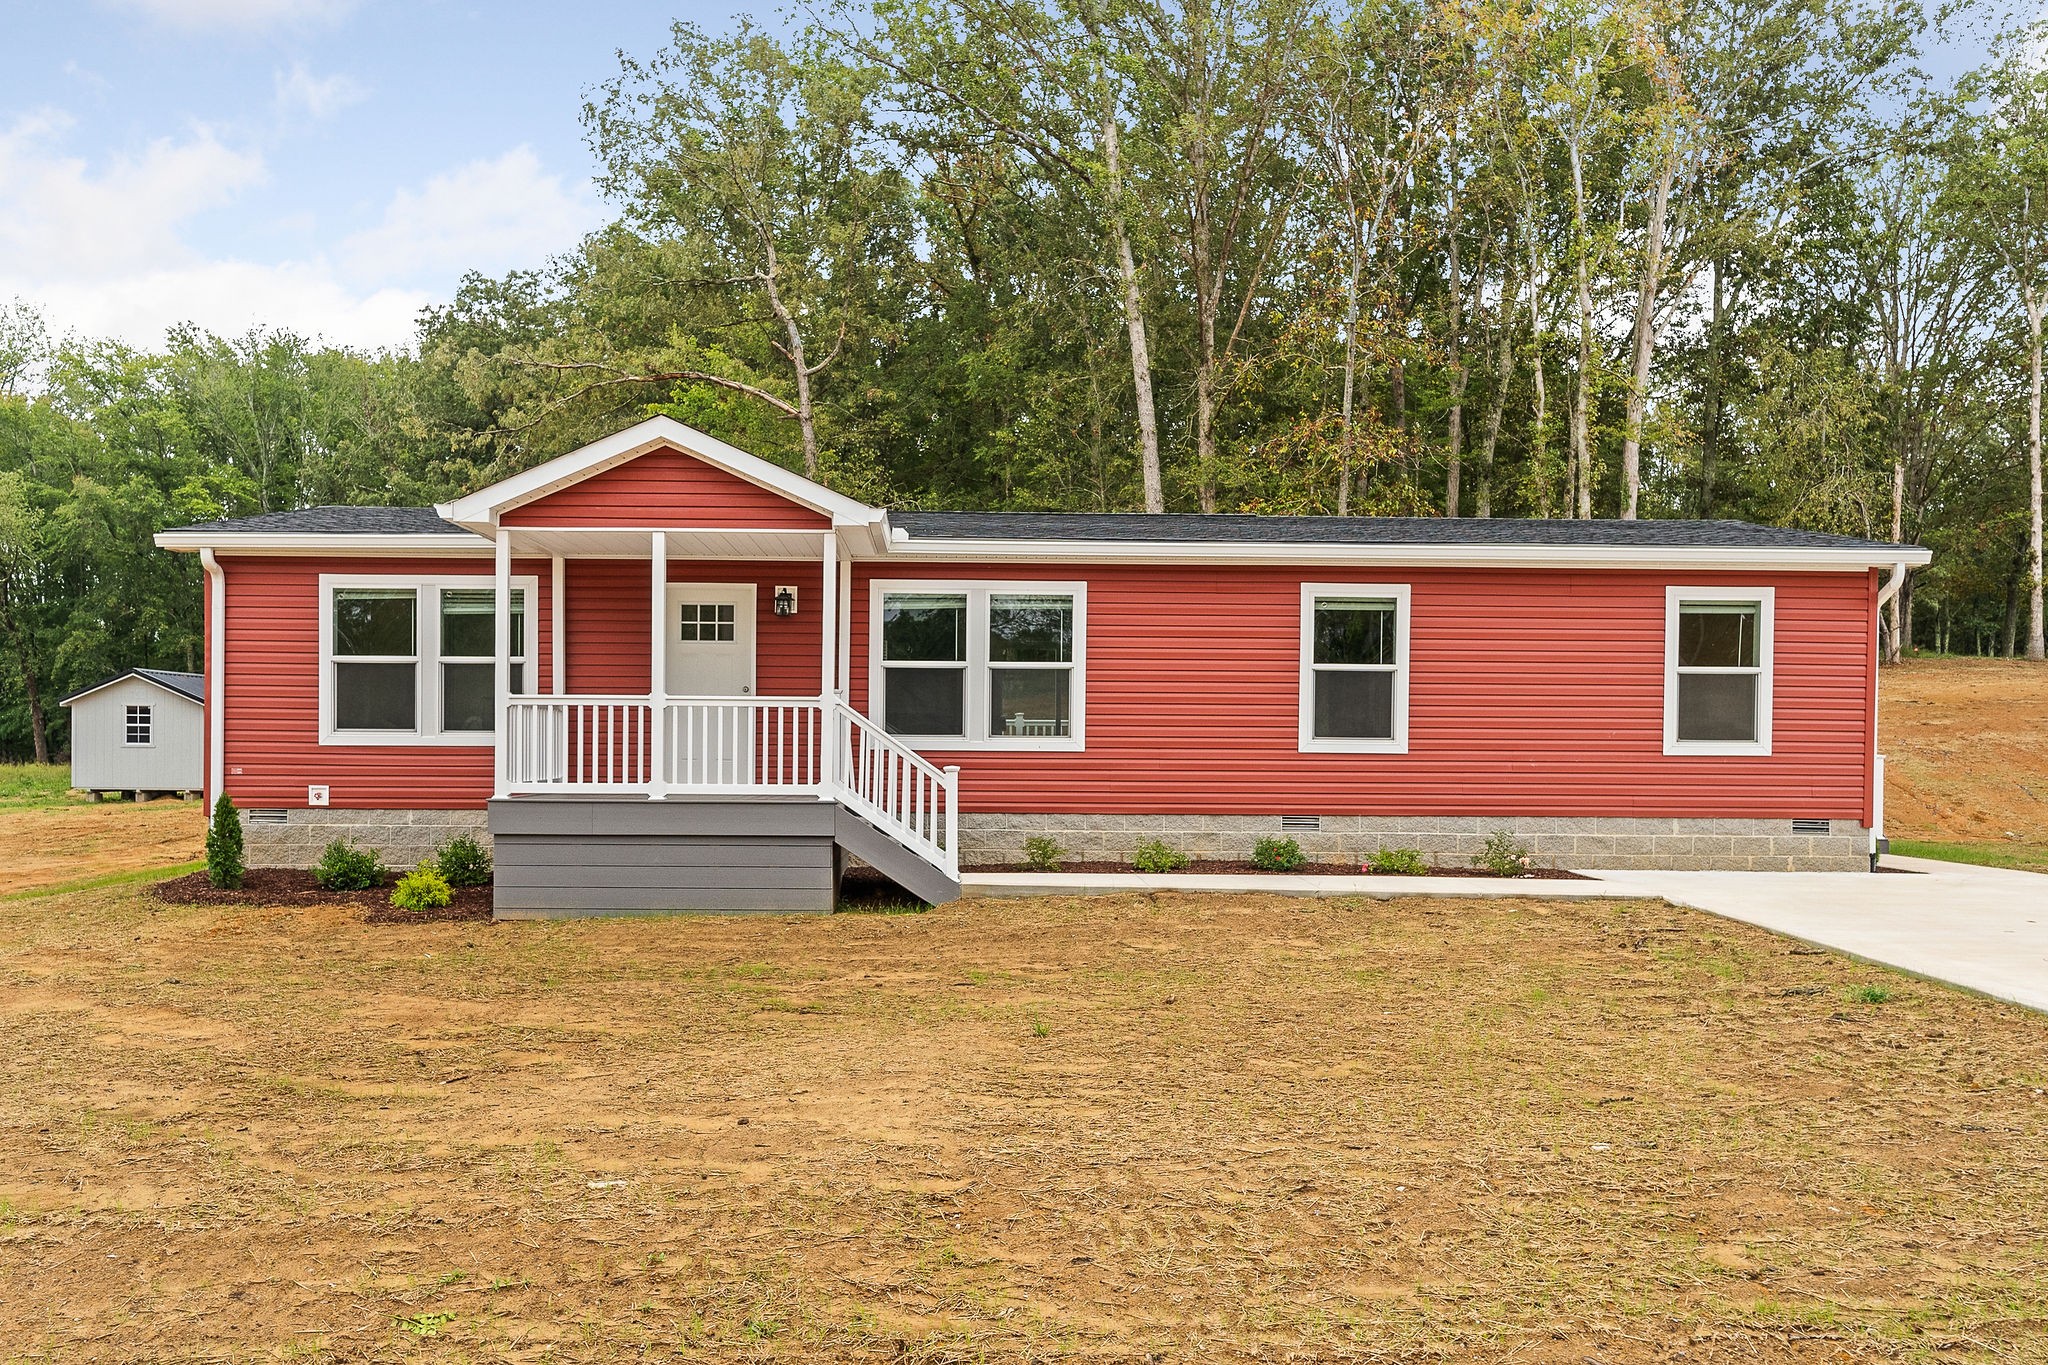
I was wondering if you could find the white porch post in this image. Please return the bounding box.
[649,530,667,796]
[837,552,852,704]
[820,529,838,699]
[550,554,565,695]
[493,529,511,797]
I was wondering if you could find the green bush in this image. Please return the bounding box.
[313,838,384,892]
[435,833,493,887]
[1367,846,1428,875]
[391,863,453,912]
[1251,836,1305,871]
[1022,835,1066,872]
[1472,829,1535,877]
[1130,838,1189,873]
[204,793,244,890]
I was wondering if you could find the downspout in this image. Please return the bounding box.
[200,549,225,807]
[1869,560,1909,868]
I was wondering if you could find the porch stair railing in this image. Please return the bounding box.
[500,695,959,878]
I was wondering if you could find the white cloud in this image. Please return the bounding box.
[338,146,600,284]
[0,118,598,352]
[100,0,355,29]
[274,63,367,121]
[0,110,265,280]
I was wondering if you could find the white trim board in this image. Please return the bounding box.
[866,578,1087,752]
[1663,585,1775,757]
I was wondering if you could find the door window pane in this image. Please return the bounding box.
[1314,599,1397,666]
[1314,670,1394,739]
[336,662,416,730]
[884,668,965,736]
[679,602,736,642]
[441,588,525,658]
[989,595,1072,663]
[1677,603,1758,668]
[1677,673,1757,742]
[883,594,967,662]
[991,668,1070,736]
[335,588,415,656]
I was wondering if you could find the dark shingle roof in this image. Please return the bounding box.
[162,506,471,536]
[891,512,1904,552]
[61,668,205,706]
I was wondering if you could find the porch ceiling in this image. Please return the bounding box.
[503,526,833,560]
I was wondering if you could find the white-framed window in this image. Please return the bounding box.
[123,704,153,747]
[1299,583,1410,754]
[319,574,536,746]
[868,580,1085,750]
[1664,586,1774,755]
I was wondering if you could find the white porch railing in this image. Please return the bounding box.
[500,694,959,876]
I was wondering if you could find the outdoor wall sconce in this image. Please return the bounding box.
[773,585,798,616]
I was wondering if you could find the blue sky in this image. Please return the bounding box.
[3,0,776,351]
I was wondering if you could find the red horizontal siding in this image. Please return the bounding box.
[216,555,821,810]
[850,562,1878,821]
[501,447,828,529]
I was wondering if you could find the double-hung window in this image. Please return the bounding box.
[322,576,533,744]
[1299,583,1410,753]
[1664,587,1773,755]
[123,705,153,746]
[871,582,1085,749]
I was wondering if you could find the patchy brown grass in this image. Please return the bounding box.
[1883,657,2048,849]
[2,885,2044,1362]
[0,798,204,895]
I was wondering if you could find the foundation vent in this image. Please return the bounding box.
[247,808,288,825]
[1279,815,1321,831]
[1790,818,1831,835]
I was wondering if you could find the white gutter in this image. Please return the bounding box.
[200,548,225,808]
[1876,559,1911,608]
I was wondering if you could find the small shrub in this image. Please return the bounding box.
[1131,838,1189,873]
[204,793,244,889]
[1367,846,1428,875]
[1850,983,1893,1005]
[1473,829,1535,877]
[313,838,384,892]
[435,833,493,887]
[391,862,453,912]
[1251,836,1305,871]
[1022,835,1067,872]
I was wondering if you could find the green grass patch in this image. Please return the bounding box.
[0,764,77,808]
[3,860,204,902]
[1890,839,2048,874]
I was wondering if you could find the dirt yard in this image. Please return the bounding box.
[3,885,2044,1362]
[0,798,204,895]
[1881,657,2048,844]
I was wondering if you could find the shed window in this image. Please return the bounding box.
[123,705,153,746]
[871,582,1086,749]
[1299,584,1410,753]
[1664,588,1773,755]
[323,577,534,745]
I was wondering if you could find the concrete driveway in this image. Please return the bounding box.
[1590,855,2048,1014]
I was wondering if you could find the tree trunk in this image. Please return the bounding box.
[1338,222,1362,516]
[1701,261,1725,517]
[1568,140,1595,521]
[1475,266,1517,519]
[1885,441,1906,664]
[2026,290,2045,660]
[23,666,47,764]
[1619,151,1675,521]
[2004,543,2022,657]
[1104,114,1164,513]
[1444,210,1466,518]
[759,247,821,479]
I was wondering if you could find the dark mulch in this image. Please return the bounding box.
[964,859,1589,880]
[154,868,494,923]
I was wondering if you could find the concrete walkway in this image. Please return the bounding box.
[959,855,2048,1014]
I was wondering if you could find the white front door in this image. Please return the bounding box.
[664,583,757,697]
[664,583,757,787]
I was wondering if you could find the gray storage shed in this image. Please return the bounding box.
[59,669,205,798]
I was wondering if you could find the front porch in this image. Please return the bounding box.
[478,522,959,906]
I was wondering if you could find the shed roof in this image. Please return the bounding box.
[60,668,206,707]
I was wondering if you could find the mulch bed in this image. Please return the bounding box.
[154,868,494,923]
[964,859,1588,880]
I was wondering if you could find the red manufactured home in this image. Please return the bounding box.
[156,416,1929,914]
